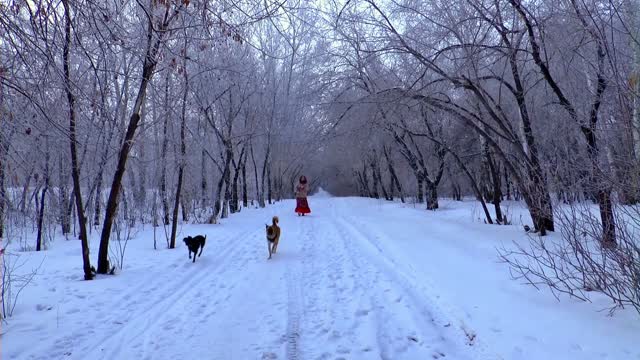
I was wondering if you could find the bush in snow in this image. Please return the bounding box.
[499,202,640,316]
[1,250,40,319]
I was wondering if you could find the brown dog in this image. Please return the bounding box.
[265,216,280,259]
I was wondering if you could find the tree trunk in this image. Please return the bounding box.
[0,129,9,239]
[452,183,461,201]
[182,198,189,222]
[125,163,136,228]
[504,166,512,201]
[378,171,390,201]
[585,125,616,247]
[214,143,233,219]
[63,0,93,279]
[486,153,504,224]
[383,146,404,202]
[152,190,159,228]
[221,173,230,219]
[368,152,388,200]
[19,171,32,214]
[169,163,184,249]
[491,9,553,233]
[370,161,380,199]
[250,142,261,207]
[361,162,372,197]
[0,151,5,239]
[416,175,424,203]
[0,79,6,239]
[260,144,270,208]
[170,51,188,249]
[425,181,438,210]
[92,119,115,227]
[36,140,50,251]
[213,174,225,219]
[57,157,71,234]
[93,169,102,226]
[98,13,164,274]
[201,149,207,207]
[450,148,493,224]
[122,186,129,227]
[160,72,170,226]
[67,190,75,233]
[267,163,273,205]
[136,105,147,212]
[231,166,240,213]
[242,159,248,208]
[222,143,233,219]
[229,168,240,214]
[230,147,245,214]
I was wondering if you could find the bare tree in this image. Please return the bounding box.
[62,0,93,279]
[97,0,188,273]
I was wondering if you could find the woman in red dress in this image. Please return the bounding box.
[295,175,311,216]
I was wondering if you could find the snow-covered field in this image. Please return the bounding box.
[2,193,639,360]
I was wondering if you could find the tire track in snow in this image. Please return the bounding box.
[284,216,312,360]
[285,266,302,360]
[333,207,497,360]
[77,228,261,360]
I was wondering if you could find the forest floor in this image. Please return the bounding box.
[2,192,639,359]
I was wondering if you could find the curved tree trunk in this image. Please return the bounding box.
[98,18,164,274]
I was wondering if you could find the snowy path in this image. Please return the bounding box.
[8,195,639,360]
[6,197,494,360]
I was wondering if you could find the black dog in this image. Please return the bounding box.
[183,235,206,263]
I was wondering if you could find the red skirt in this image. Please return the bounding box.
[295,197,311,214]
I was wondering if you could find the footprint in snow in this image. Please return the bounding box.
[36,304,53,311]
[570,343,583,351]
[261,352,278,359]
[524,335,538,342]
[314,352,332,360]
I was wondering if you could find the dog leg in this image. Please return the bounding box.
[268,242,272,260]
[198,245,204,257]
[188,250,192,259]
[192,250,196,263]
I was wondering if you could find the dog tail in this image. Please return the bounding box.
[272,216,279,225]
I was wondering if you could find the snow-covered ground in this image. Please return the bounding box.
[2,193,639,360]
